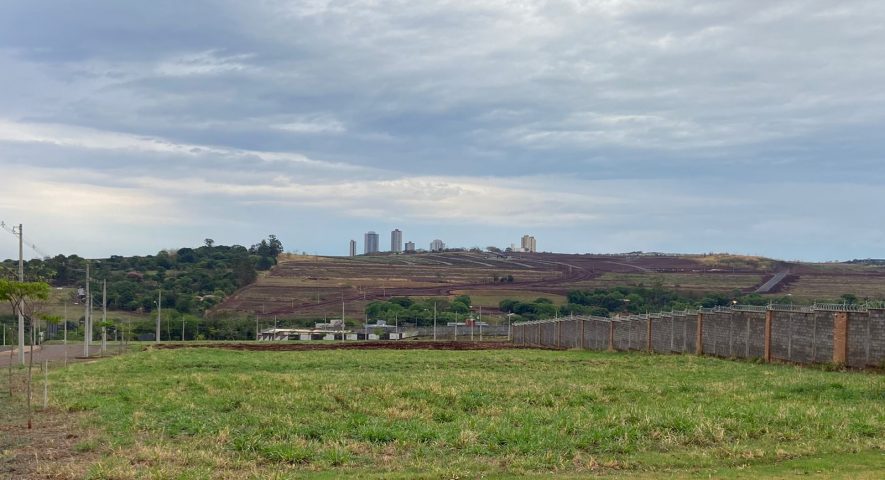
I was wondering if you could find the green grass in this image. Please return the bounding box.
[40,348,885,478]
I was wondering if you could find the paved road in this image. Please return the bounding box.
[755,271,790,294]
[0,344,123,367]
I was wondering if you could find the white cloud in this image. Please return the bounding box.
[0,119,363,171]
[272,117,346,134]
[155,50,255,76]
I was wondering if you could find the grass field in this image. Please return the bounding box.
[8,347,881,478]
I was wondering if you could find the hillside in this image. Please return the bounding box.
[214,252,885,323]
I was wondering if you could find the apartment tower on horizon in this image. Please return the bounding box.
[391,229,403,253]
[364,231,379,254]
[349,239,357,257]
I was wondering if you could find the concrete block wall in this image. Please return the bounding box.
[513,307,883,368]
[867,309,885,367]
[812,311,834,363]
[623,318,644,351]
[560,319,580,348]
[651,316,671,353]
[614,320,628,351]
[732,311,766,359]
[786,312,815,364]
[847,311,876,368]
[679,315,698,353]
[728,311,751,358]
[621,318,645,351]
[540,322,555,346]
[582,319,608,350]
[702,311,730,357]
[769,311,792,361]
[671,315,691,353]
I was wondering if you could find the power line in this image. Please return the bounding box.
[0,221,50,258]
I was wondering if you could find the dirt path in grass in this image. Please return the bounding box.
[0,344,123,368]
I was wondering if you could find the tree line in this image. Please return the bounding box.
[0,235,283,316]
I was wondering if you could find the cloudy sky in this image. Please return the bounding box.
[1,0,884,261]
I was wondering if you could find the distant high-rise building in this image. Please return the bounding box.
[349,239,357,257]
[430,239,446,252]
[405,241,415,252]
[391,229,403,253]
[521,235,537,253]
[364,231,379,254]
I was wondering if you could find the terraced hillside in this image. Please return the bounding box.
[214,252,798,321]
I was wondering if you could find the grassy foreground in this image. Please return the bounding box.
[35,348,885,478]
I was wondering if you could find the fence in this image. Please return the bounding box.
[512,305,885,368]
[415,325,510,340]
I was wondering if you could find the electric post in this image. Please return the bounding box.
[101,279,107,355]
[156,290,162,343]
[17,224,24,365]
[83,261,90,358]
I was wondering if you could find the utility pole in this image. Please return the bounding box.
[16,224,24,365]
[83,261,90,358]
[63,301,68,367]
[101,279,107,354]
[155,289,162,343]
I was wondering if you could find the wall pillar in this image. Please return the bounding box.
[646,317,653,353]
[556,321,561,348]
[763,310,773,362]
[695,313,704,355]
[833,312,848,365]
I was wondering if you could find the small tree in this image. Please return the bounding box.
[0,279,50,429]
[0,280,51,331]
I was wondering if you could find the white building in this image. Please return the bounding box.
[521,235,537,253]
[349,239,357,257]
[430,239,446,251]
[405,241,416,252]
